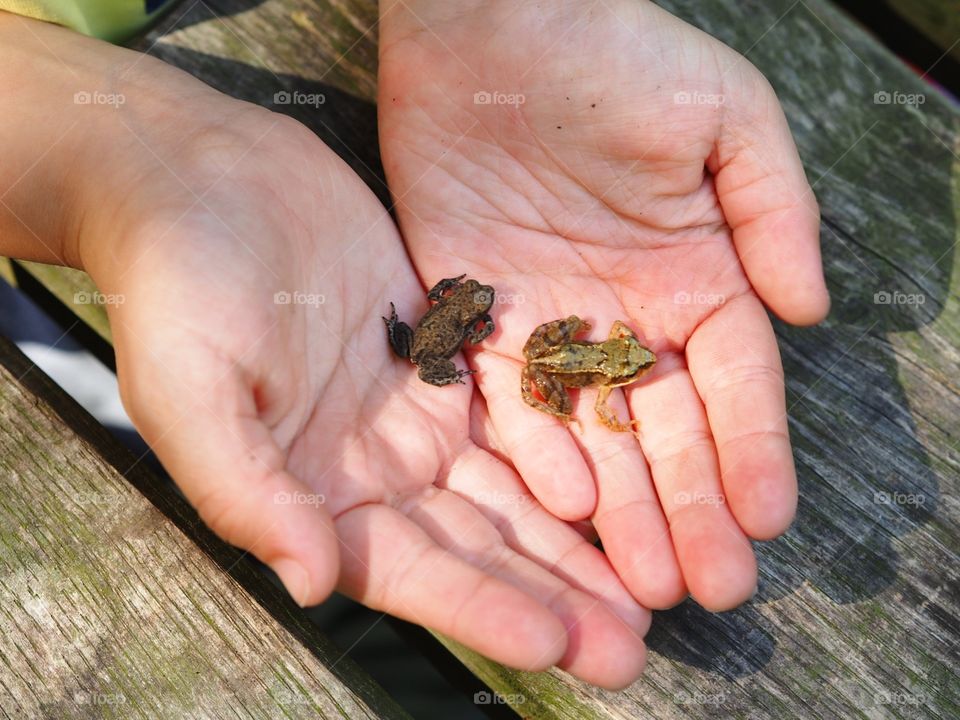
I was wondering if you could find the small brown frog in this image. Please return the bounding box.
[384,275,495,386]
[521,316,656,433]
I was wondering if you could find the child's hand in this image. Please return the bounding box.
[378,0,830,611]
[1,17,650,688]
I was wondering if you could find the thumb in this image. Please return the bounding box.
[711,70,830,325]
[118,349,339,607]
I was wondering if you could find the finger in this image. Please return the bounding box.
[441,442,650,635]
[626,353,757,611]
[470,393,599,545]
[687,294,795,540]
[571,386,687,610]
[473,350,597,520]
[335,503,568,673]
[117,344,339,607]
[711,71,830,326]
[402,480,646,689]
[468,392,599,546]
[471,323,684,609]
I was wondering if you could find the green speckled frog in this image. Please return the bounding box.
[521,316,656,432]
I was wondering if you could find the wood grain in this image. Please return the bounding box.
[0,257,13,286]
[0,335,410,718]
[15,261,112,343]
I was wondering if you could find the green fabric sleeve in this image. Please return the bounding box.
[0,0,177,42]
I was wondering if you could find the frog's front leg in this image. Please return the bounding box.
[426,274,466,301]
[468,314,495,344]
[418,358,475,386]
[521,365,581,429]
[594,385,642,435]
[523,316,591,358]
[383,302,414,358]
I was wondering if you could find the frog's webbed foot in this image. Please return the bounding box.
[521,365,582,431]
[595,385,641,436]
[469,314,495,344]
[426,274,467,301]
[418,358,475,386]
[523,316,591,358]
[383,302,414,358]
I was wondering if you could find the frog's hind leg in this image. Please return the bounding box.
[523,316,591,358]
[383,302,414,358]
[521,365,582,431]
[469,314,495,344]
[595,385,641,435]
[419,358,475,386]
[426,274,467,301]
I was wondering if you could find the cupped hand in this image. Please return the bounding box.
[378,0,830,611]
[72,44,649,688]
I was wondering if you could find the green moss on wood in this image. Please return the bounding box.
[14,261,112,343]
[0,257,14,286]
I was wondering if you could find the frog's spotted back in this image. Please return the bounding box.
[383,275,495,386]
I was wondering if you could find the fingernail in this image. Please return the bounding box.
[272,558,311,607]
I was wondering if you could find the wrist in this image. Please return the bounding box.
[0,14,169,272]
[0,14,96,267]
[0,15,267,288]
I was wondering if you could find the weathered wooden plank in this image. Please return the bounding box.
[13,261,112,343]
[0,257,13,286]
[0,335,410,719]
[139,0,384,198]
[153,0,378,99]
[886,0,960,63]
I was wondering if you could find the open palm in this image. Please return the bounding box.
[378,0,830,610]
[79,59,649,687]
